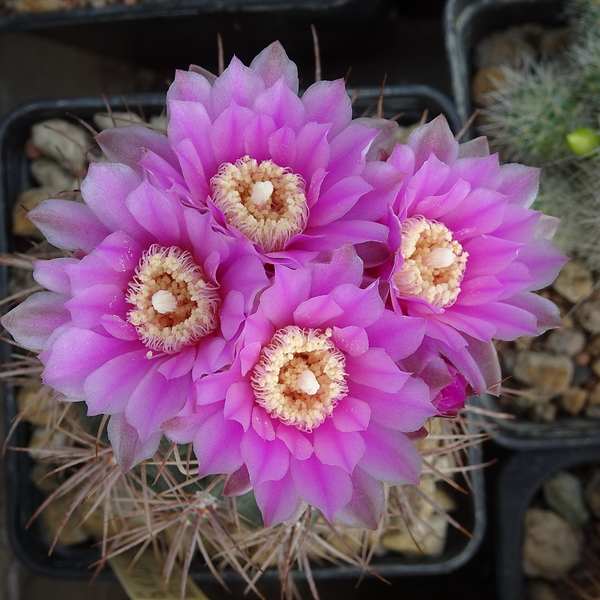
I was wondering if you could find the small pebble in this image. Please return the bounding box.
[559,387,588,416]
[576,299,600,334]
[31,119,92,173]
[513,352,574,396]
[547,328,586,357]
[584,469,600,518]
[553,260,593,304]
[522,508,582,581]
[30,158,77,192]
[542,471,590,529]
[527,581,561,600]
[12,187,55,238]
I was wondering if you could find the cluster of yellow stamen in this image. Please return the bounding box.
[251,326,348,432]
[210,155,308,252]
[127,245,220,354]
[393,216,468,308]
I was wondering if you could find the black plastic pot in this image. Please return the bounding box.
[496,445,600,600]
[0,0,392,71]
[444,0,600,449]
[444,0,566,136]
[0,89,484,586]
[470,393,600,450]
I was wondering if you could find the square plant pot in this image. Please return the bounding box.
[444,0,565,136]
[0,0,392,71]
[496,445,600,600]
[0,88,485,590]
[444,0,600,450]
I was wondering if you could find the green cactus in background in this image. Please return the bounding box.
[480,60,590,165]
[476,0,600,270]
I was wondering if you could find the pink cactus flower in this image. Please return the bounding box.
[378,115,568,394]
[154,41,403,267]
[2,157,268,471]
[163,247,438,528]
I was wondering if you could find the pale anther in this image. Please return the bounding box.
[297,369,319,395]
[424,247,454,269]
[250,181,274,208]
[152,290,177,314]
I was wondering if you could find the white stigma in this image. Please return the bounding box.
[250,181,274,208]
[297,369,320,395]
[424,247,454,269]
[151,290,177,314]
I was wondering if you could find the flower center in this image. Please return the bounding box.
[127,245,220,354]
[251,326,348,432]
[210,155,308,252]
[393,216,468,308]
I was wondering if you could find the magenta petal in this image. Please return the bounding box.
[194,410,244,476]
[241,427,290,484]
[457,135,490,158]
[253,78,305,132]
[292,122,332,182]
[293,295,343,328]
[365,377,437,431]
[332,397,371,432]
[332,326,369,357]
[125,365,189,439]
[84,349,148,415]
[33,258,78,295]
[107,412,162,472]
[167,68,213,104]
[162,405,219,444]
[328,283,383,329]
[211,56,265,115]
[171,136,212,199]
[251,405,276,441]
[157,345,197,379]
[259,265,311,328]
[309,244,364,295]
[267,125,297,167]
[358,424,421,486]
[313,420,365,473]
[408,114,459,169]
[43,329,134,398]
[194,368,239,404]
[516,239,569,291]
[28,199,111,252]
[223,464,252,497]
[99,314,139,341]
[81,163,149,241]
[125,179,181,246]
[65,284,127,328]
[365,311,425,361]
[93,231,143,274]
[498,163,540,208]
[324,123,375,189]
[224,381,254,430]
[309,176,373,227]
[502,291,563,335]
[346,347,408,393]
[242,113,277,160]
[291,454,352,522]
[250,41,299,92]
[276,423,314,460]
[96,125,178,171]
[210,102,256,166]
[334,467,384,530]
[301,79,351,140]
[219,290,245,342]
[1,292,70,351]
[254,469,301,526]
